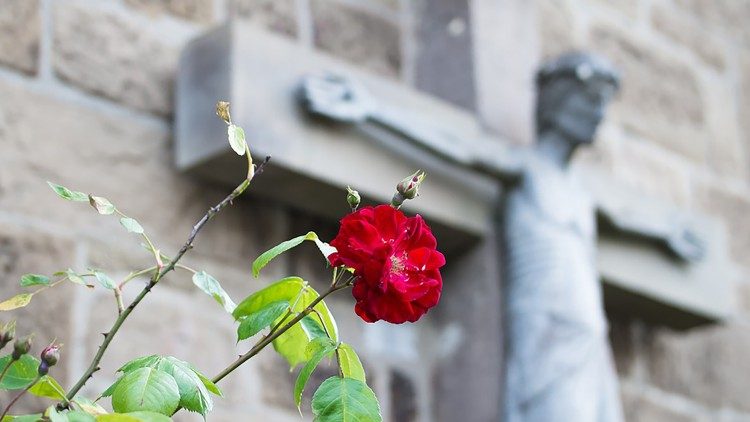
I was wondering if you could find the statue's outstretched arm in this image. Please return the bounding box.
[298,74,525,181]
[596,201,705,262]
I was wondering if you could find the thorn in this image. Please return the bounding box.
[101,332,108,338]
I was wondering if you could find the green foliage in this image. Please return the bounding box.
[92,270,116,290]
[191,271,236,314]
[227,124,246,156]
[62,411,95,422]
[236,300,289,341]
[104,356,220,418]
[337,344,366,383]
[1,414,43,421]
[311,377,381,422]
[28,375,67,400]
[119,218,144,234]
[233,277,304,319]
[66,269,92,287]
[300,316,328,340]
[111,367,180,415]
[294,338,336,409]
[97,412,172,422]
[20,274,50,287]
[0,354,39,389]
[72,397,108,416]
[0,294,33,311]
[251,232,320,278]
[89,196,115,215]
[48,182,88,202]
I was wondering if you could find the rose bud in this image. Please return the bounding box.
[346,186,361,210]
[216,101,232,124]
[0,320,16,350]
[396,170,426,200]
[38,344,61,375]
[12,335,32,360]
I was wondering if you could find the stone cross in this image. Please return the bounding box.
[298,52,704,421]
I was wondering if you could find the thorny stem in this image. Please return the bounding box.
[64,157,271,403]
[1,374,41,419]
[113,288,125,315]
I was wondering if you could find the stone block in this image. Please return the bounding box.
[0,0,40,75]
[621,386,700,422]
[612,139,691,207]
[53,2,190,115]
[227,0,298,37]
[590,25,707,162]
[124,0,213,23]
[0,224,77,413]
[608,316,636,378]
[692,182,750,272]
[673,0,750,46]
[647,323,750,412]
[740,53,750,181]
[589,0,638,19]
[411,0,476,110]
[538,0,577,59]
[651,5,725,71]
[311,0,401,78]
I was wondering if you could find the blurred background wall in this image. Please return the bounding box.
[1,0,750,421]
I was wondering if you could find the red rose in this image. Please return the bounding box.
[329,205,445,323]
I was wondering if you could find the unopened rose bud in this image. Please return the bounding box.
[396,170,426,200]
[12,335,32,360]
[0,320,16,350]
[346,186,361,211]
[38,344,61,375]
[216,101,232,124]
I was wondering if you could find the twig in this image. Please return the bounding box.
[64,157,271,402]
[1,375,41,419]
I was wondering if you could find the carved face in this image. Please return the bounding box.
[538,76,618,146]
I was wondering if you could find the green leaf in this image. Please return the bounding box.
[337,344,366,383]
[311,377,381,422]
[227,124,246,156]
[66,411,96,422]
[192,369,222,397]
[111,367,180,415]
[301,316,328,340]
[233,276,305,320]
[29,375,67,400]
[92,270,116,290]
[0,294,33,311]
[89,195,115,215]
[1,415,43,422]
[66,269,93,287]
[251,232,318,278]
[120,218,144,234]
[298,288,339,343]
[0,354,40,389]
[117,355,161,374]
[46,406,68,422]
[48,182,88,202]
[295,338,337,409]
[236,300,289,341]
[272,323,310,369]
[96,412,171,422]
[73,397,108,416]
[191,271,236,313]
[20,274,50,287]
[154,357,212,416]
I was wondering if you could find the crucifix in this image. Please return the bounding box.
[297,52,703,421]
[176,25,732,421]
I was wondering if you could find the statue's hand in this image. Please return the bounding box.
[298,74,376,124]
[666,226,705,262]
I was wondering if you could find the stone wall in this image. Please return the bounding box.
[1,0,750,421]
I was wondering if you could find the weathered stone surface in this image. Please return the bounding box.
[674,0,750,46]
[608,317,636,377]
[590,26,706,162]
[391,370,418,422]
[53,2,189,115]
[621,386,698,422]
[411,0,476,110]
[647,323,750,412]
[259,350,339,411]
[311,0,401,78]
[740,53,750,182]
[589,0,638,19]
[692,182,750,272]
[0,223,76,412]
[651,5,725,70]
[0,0,40,75]
[228,0,298,37]
[612,139,691,206]
[538,0,577,59]
[125,0,213,23]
